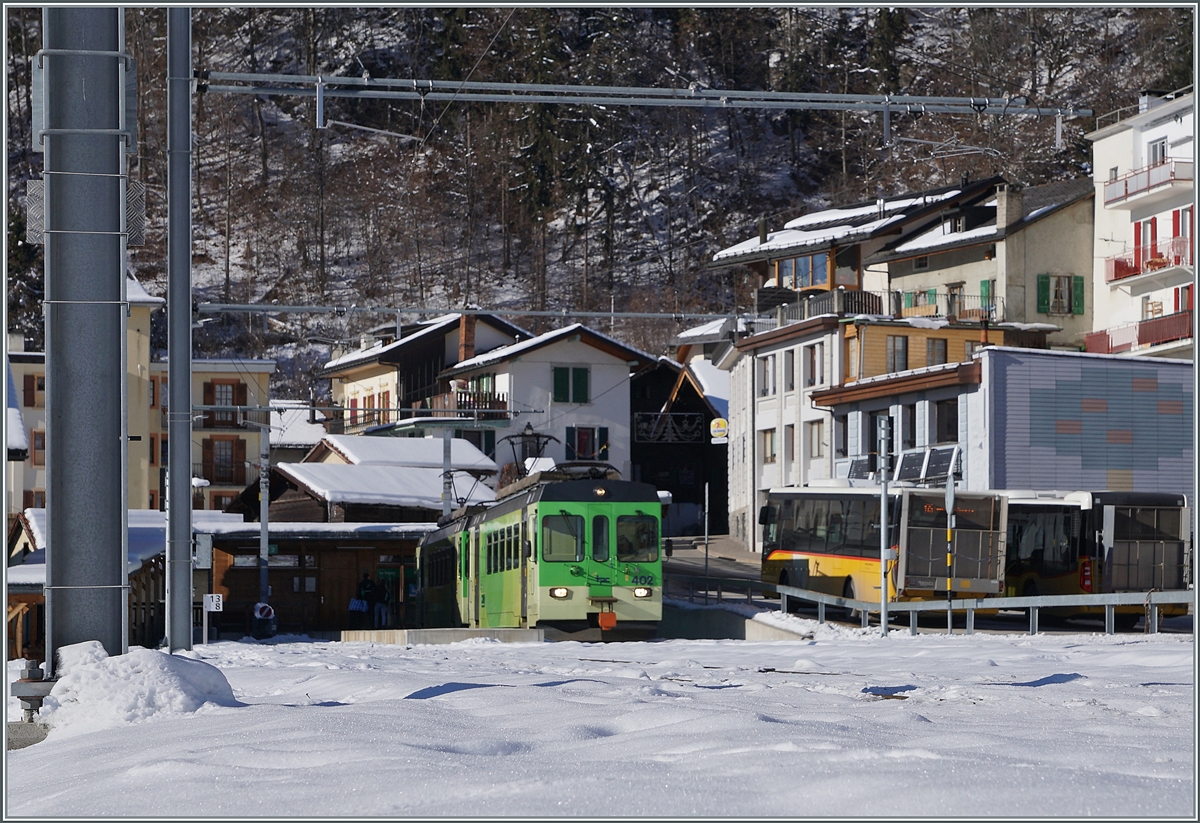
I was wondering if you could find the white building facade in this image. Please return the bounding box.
[1087,90,1193,359]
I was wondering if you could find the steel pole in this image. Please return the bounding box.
[442,429,453,520]
[166,6,194,651]
[43,6,128,673]
[259,432,269,604]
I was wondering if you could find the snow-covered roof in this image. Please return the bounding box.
[270,400,328,448]
[687,359,730,419]
[894,223,998,254]
[194,521,438,538]
[677,318,729,339]
[13,509,247,578]
[322,314,461,371]
[6,357,28,456]
[314,434,498,472]
[446,323,655,375]
[712,189,964,263]
[277,463,495,510]
[126,272,164,307]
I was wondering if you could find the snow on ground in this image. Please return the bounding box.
[5,606,1194,818]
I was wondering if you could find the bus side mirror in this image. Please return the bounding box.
[758,506,774,526]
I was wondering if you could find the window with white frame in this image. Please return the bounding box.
[761,429,777,463]
[1148,137,1167,166]
[804,342,824,386]
[1050,275,1073,314]
[757,354,776,397]
[913,256,929,271]
[886,335,908,373]
[783,350,795,391]
[806,420,824,459]
[926,338,948,366]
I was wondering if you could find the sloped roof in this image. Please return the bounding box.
[441,323,656,378]
[310,434,498,473]
[12,509,246,581]
[270,400,328,449]
[711,177,1003,266]
[276,463,495,510]
[874,177,1094,262]
[319,313,533,375]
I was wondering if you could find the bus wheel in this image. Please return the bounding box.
[842,579,859,623]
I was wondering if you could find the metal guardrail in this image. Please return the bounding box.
[667,573,1194,636]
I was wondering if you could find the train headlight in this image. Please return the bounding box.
[633,587,652,598]
[549,587,570,599]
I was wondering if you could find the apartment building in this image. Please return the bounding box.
[1086,90,1193,358]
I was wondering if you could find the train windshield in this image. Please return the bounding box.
[542,514,584,562]
[616,515,659,562]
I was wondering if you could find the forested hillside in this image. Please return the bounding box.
[6,7,1193,397]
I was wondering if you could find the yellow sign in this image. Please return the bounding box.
[709,418,729,438]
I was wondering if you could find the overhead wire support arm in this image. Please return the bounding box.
[195,302,740,322]
[194,70,1092,118]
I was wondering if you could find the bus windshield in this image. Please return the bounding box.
[616,515,659,562]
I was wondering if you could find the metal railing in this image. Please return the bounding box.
[1104,159,1193,205]
[667,573,1193,636]
[1104,237,1194,283]
[761,289,1003,334]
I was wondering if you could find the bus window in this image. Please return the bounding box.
[543,515,584,562]
[592,516,610,562]
[796,498,828,554]
[617,515,659,562]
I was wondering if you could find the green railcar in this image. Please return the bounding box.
[416,471,664,635]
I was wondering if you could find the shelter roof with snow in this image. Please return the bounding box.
[303,433,498,474]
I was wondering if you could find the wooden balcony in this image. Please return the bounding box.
[429,390,509,421]
[1084,310,1193,354]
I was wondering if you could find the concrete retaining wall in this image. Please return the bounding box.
[659,603,809,640]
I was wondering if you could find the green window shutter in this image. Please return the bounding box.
[926,288,937,304]
[903,292,913,308]
[1036,274,1051,314]
[552,367,570,403]
[565,427,577,460]
[598,427,609,461]
[1072,275,1085,315]
[979,279,990,302]
[572,367,589,403]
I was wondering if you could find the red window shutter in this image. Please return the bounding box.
[1175,288,1180,312]
[23,490,33,510]
[1173,209,1181,237]
[202,382,215,428]
[234,382,248,406]
[201,438,214,480]
[1133,221,1142,267]
[233,439,247,486]
[23,374,35,407]
[1150,217,1158,258]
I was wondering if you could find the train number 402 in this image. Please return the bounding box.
[629,575,655,586]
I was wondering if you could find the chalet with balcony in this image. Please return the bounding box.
[316,313,531,457]
[1087,89,1193,359]
[867,177,1095,349]
[437,324,657,486]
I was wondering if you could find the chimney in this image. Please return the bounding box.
[308,387,317,424]
[876,198,885,218]
[7,332,24,352]
[995,183,1023,232]
[960,171,970,190]
[359,333,374,351]
[758,218,768,245]
[458,313,476,362]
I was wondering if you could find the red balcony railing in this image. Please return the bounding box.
[1104,159,1193,205]
[1084,310,1193,354]
[1105,237,1194,283]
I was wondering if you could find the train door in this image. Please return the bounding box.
[471,525,482,627]
[523,509,539,626]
